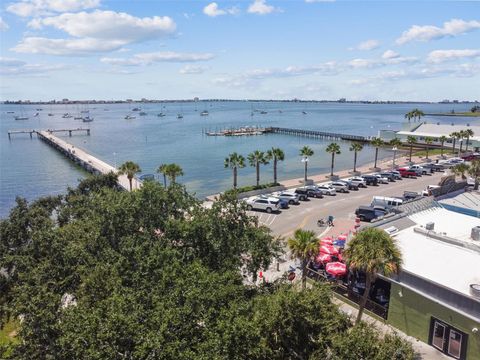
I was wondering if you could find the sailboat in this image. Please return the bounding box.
[14,106,29,120]
[82,116,94,123]
[125,114,136,120]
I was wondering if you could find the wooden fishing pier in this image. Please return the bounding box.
[268,127,369,142]
[7,128,141,191]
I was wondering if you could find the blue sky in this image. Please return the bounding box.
[0,0,479,101]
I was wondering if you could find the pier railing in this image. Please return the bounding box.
[267,127,368,142]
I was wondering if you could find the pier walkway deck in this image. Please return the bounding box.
[36,130,141,191]
[268,127,369,142]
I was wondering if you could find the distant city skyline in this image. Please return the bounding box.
[1,0,479,101]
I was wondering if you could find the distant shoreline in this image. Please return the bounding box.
[425,112,480,118]
[2,99,479,106]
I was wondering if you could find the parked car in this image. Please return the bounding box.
[398,167,417,178]
[372,174,389,184]
[245,197,281,213]
[348,177,367,188]
[379,172,396,182]
[361,175,379,186]
[316,184,337,196]
[336,179,359,191]
[403,191,421,200]
[409,164,431,175]
[422,185,441,196]
[294,188,310,201]
[272,191,300,205]
[355,206,387,222]
[422,163,445,172]
[389,170,403,180]
[329,181,350,193]
[304,185,325,198]
[461,153,480,161]
[371,196,403,209]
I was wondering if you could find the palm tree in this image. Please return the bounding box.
[287,229,319,289]
[458,130,466,154]
[406,135,417,162]
[349,142,363,173]
[389,138,402,147]
[413,108,425,123]
[247,150,269,187]
[118,161,141,191]
[450,132,459,155]
[452,159,480,190]
[299,146,314,182]
[266,147,285,185]
[439,135,447,158]
[224,152,246,189]
[404,111,413,123]
[343,227,402,324]
[370,138,384,169]
[424,137,433,160]
[326,143,341,177]
[464,129,474,153]
[165,163,183,183]
[157,163,169,187]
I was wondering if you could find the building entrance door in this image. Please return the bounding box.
[429,317,468,359]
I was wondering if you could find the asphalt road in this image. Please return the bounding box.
[250,171,446,238]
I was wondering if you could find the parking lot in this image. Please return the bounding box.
[248,171,447,238]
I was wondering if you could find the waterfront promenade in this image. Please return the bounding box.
[37,131,141,191]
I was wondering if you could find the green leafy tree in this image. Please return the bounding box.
[406,136,417,162]
[424,136,433,160]
[326,143,341,177]
[157,163,169,187]
[349,142,363,173]
[265,147,285,185]
[299,146,314,182]
[439,135,448,157]
[118,161,141,191]
[452,159,480,190]
[287,229,318,289]
[247,150,269,187]
[413,108,425,122]
[464,129,474,153]
[370,138,384,169]
[224,152,246,189]
[343,227,402,324]
[404,111,414,123]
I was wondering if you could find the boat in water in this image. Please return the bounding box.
[62,113,73,118]
[177,113,184,119]
[14,116,29,121]
[260,111,268,114]
[48,113,54,116]
[302,111,307,115]
[74,115,83,120]
[82,116,94,123]
[33,112,39,117]
[125,115,136,120]
[157,112,166,117]
[132,107,141,112]
[200,110,209,116]
[139,112,147,116]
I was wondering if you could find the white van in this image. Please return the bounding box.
[371,196,403,209]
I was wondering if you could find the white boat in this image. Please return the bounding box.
[62,113,73,118]
[82,116,94,122]
[200,110,209,116]
[125,115,136,120]
[33,112,39,117]
[14,116,29,120]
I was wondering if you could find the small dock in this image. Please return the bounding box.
[8,128,141,192]
[204,126,270,137]
[268,127,368,142]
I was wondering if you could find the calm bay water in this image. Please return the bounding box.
[1,101,477,218]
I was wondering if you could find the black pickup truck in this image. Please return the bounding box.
[361,175,379,186]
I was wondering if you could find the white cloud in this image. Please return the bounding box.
[355,39,380,51]
[12,37,127,55]
[381,50,399,59]
[100,51,215,66]
[247,0,278,15]
[7,0,100,17]
[427,49,480,63]
[0,17,9,31]
[396,18,480,45]
[203,2,239,17]
[179,65,207,74]
[0,57,65,75]
[28,10,175,40]
[13,10,176,55]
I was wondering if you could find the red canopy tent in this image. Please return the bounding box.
[325,262,347,277]
[315,253,332,263]
[319,244,339,256]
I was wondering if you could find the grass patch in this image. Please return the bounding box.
[413,148,448,157]
[0,318,20,353]
[225,182,280,196]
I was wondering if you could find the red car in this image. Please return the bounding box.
[398,167,417,178]
[461,154,480,161]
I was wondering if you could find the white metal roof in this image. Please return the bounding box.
[393,208,480,298]
[397,123,480,141]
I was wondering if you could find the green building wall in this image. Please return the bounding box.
[388,283,480,359]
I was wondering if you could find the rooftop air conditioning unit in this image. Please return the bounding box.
[425,222,435,231]
[471,226,480,241]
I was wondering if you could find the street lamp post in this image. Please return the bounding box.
[392,146,398,170]
[301,156,309,187]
